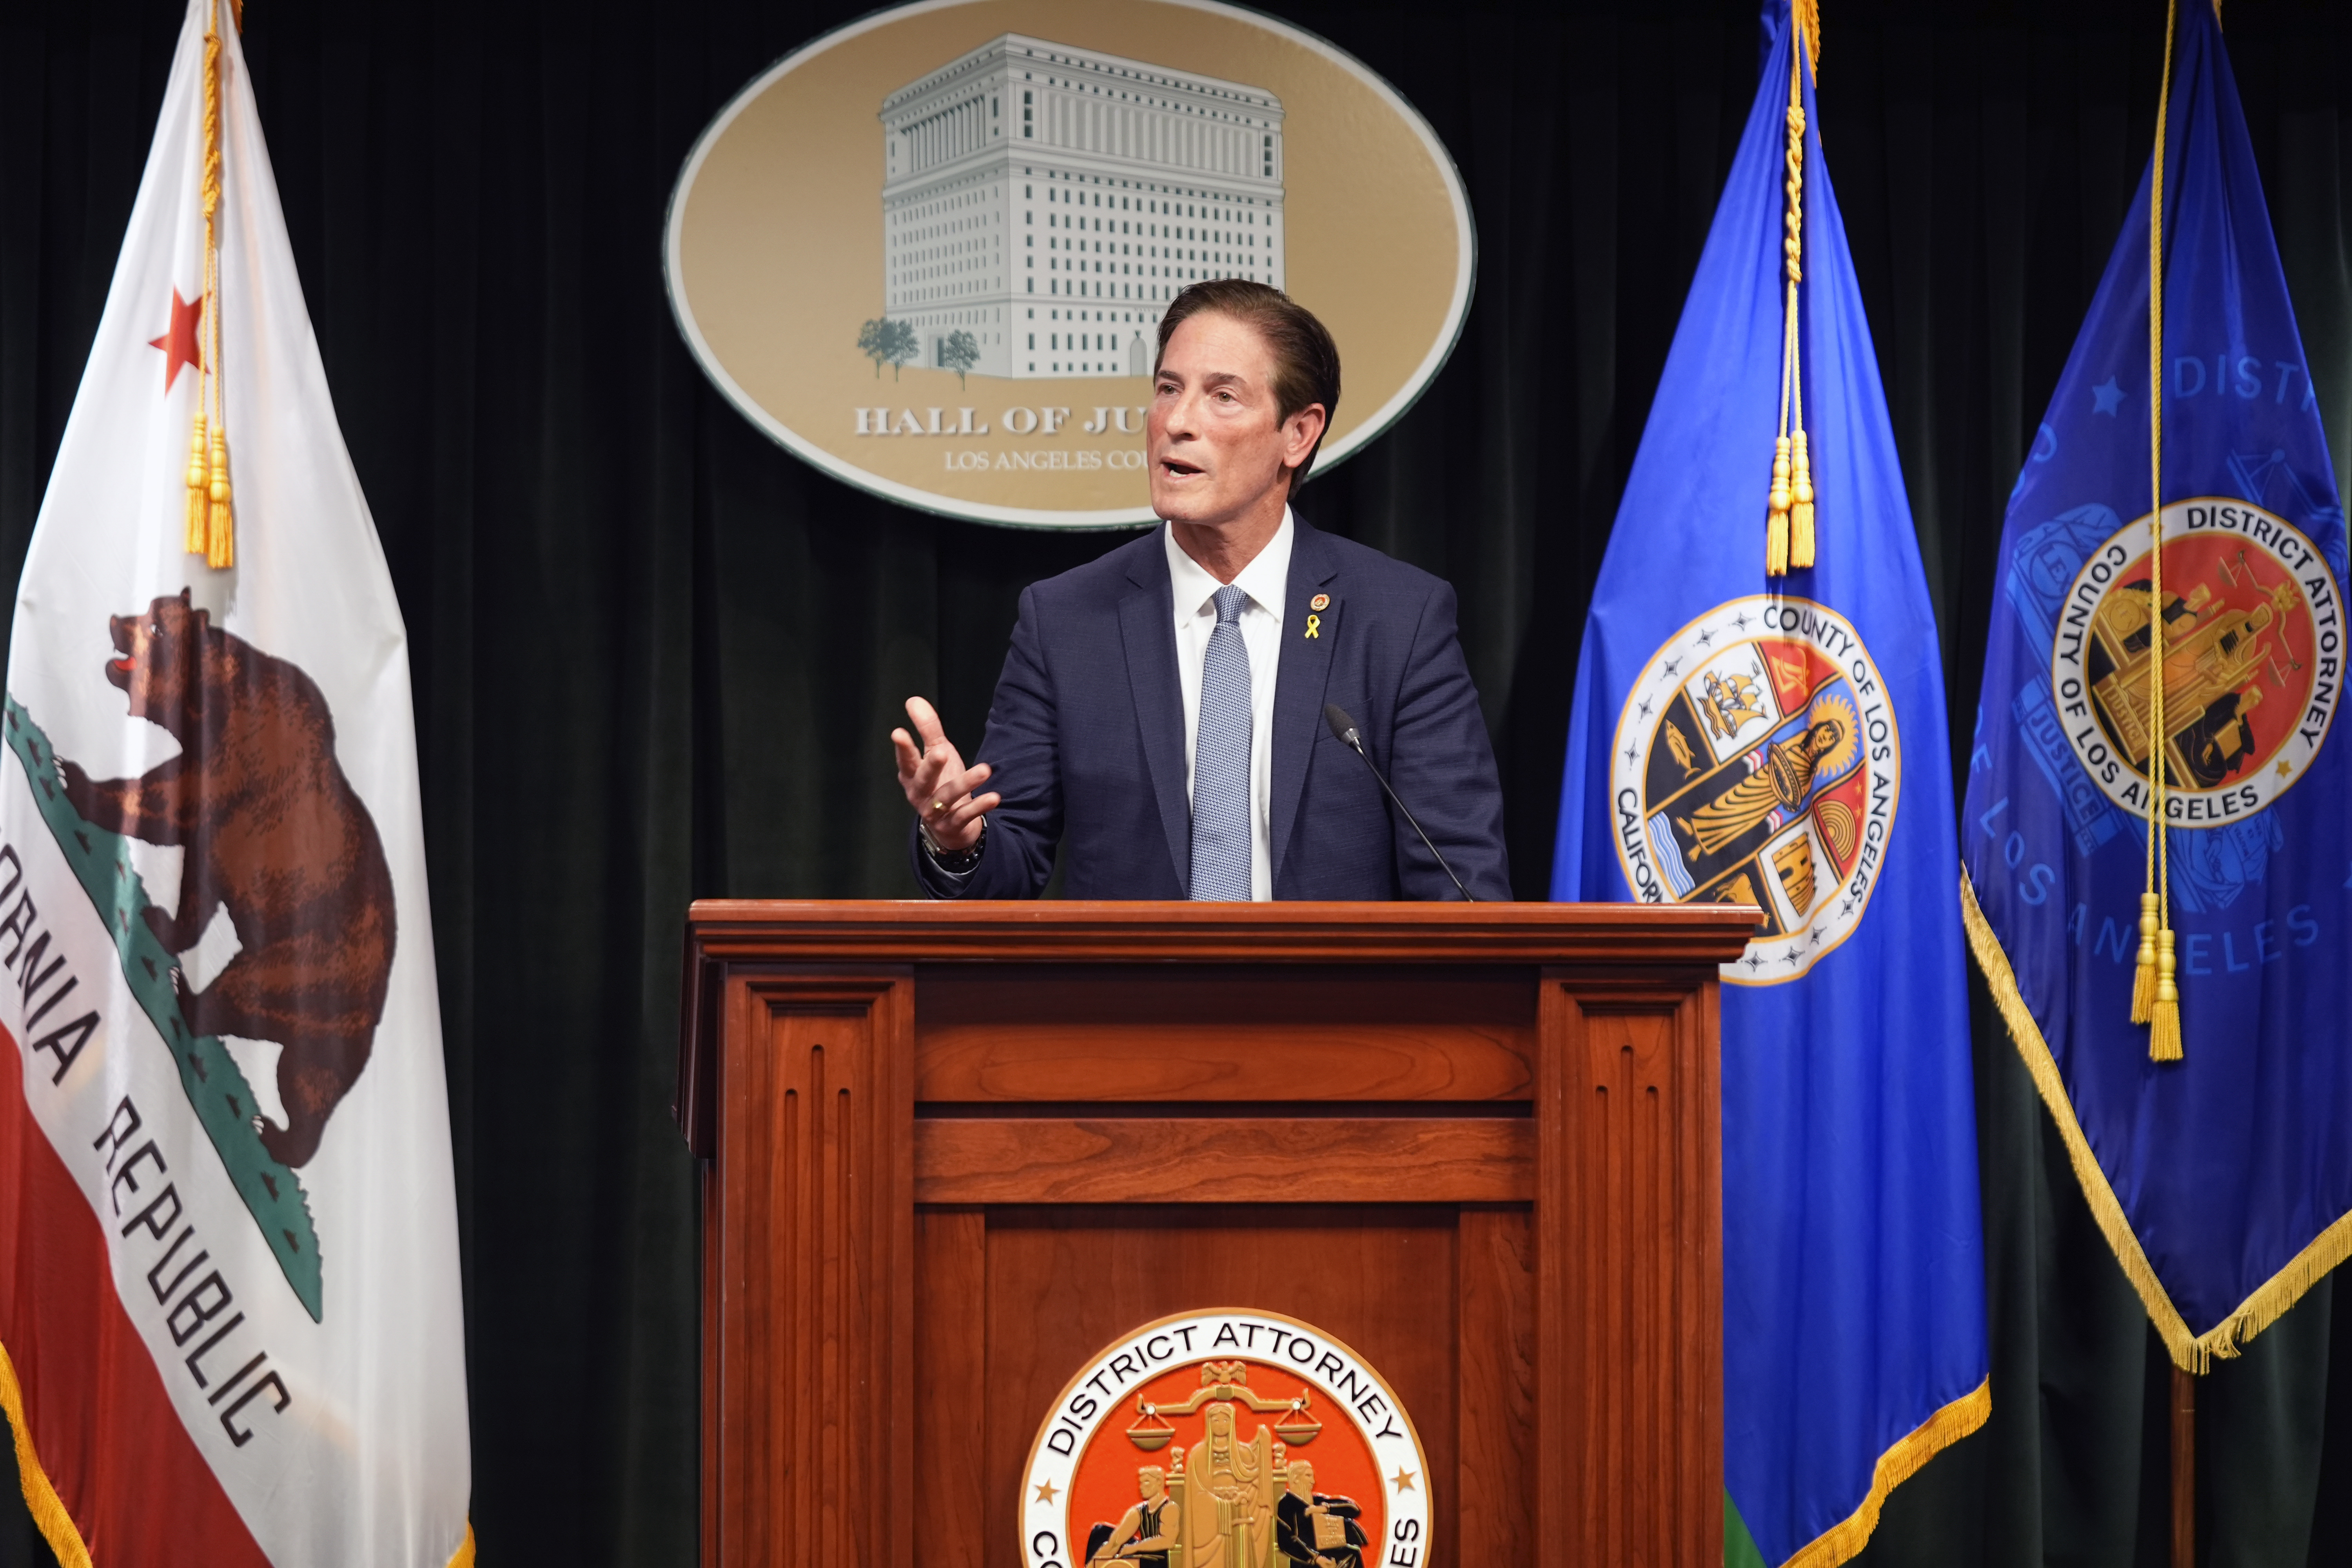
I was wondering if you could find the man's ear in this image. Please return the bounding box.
[1281,403,1328,483]
[1284,403,1327,461]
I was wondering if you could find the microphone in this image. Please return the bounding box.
[1324,703,1477,902]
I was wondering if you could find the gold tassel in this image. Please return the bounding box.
[1765,20,1808,585]
[2130,891,2158,1024]
[2138,0,2181,1064]
[1767,434,1792,575]
[185,0,234,573]
[1789,429,1816,568]
[205,425,234,570]
[184,414,210,553]
[2149,927,2182,1062]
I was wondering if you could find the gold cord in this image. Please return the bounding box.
[184,0,234,570]
[1766,14,1818,576]
[2142,0,2180,1060]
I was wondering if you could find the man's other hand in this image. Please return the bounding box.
[891,696,999,854]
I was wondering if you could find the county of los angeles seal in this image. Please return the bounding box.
[1022,1310,1431,1568]
[2050,497,2339,824]
[1611,595,1899,984]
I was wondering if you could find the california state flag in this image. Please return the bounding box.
[0,0,470,1563]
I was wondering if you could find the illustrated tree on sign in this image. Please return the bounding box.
[940,330,981,389]
[857,318,919,380]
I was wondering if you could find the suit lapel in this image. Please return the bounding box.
[1270,522,1343,887]
[1118,539,1193,895]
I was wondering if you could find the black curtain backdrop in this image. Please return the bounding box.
[1,0,2349,1564]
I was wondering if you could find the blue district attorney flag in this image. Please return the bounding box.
[1961,0,2352,1371]
[1550,5,1990,1563]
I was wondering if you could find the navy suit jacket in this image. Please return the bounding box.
[912,519,1510,900]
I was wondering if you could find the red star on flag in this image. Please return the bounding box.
[149,287,203,392]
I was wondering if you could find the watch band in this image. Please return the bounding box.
[920,814,986,874]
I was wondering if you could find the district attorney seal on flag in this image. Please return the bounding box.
[1022,1311,1430,1568]
[2046,498,2339,822]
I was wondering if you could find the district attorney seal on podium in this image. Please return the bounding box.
[1024,1310,1432,1568]
[664,0,1475,527]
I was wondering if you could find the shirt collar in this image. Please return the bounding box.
[1163,507,1295,622]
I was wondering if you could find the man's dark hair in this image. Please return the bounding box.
[1154,279,1341,492]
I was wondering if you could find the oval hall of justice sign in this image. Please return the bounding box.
[664,0,1475,528]
[1022,1309,1432,1568]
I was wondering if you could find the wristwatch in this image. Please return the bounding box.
[920,814,986,874]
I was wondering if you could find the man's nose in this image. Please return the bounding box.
[1159,392,1201,441]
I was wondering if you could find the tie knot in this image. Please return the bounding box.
[1212,584,1248,626]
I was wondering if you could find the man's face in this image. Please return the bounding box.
[1147,311,1322,528]
[1287,1463,1314,1497]
[1140,1469,1165,1499]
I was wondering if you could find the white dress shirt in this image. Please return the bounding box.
[1165,509,1292,901]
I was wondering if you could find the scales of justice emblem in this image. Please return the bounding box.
[2051,498,2340,822]
[1022,1311,1430,1568]
[1611,595,1902,982]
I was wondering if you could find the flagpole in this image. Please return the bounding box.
[2171,1365,2194,1567]
[2151,9,2198,1554]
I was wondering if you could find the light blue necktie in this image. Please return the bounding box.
[1190,584,1253,900]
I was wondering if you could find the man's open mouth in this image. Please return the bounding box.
[1160,459,1203,477]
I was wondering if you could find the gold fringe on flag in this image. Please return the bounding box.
[183,0,235,571]
[2136,0,2179,1060]
[1963,869,2352,1372]
[10,1336,469,1568]
[1766,9,1819,575]
[0,1340,94,1568]
[1781,1378,1990,1568]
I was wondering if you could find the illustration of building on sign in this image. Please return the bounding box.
[878,34,1285,381]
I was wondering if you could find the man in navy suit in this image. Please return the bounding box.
[891,279,1508,900]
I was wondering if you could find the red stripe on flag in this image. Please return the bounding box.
[0,1026,270,1566]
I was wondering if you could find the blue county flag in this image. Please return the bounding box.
[1549,2,1989,1563]
[0,0,470,1563]
[1961,0,2352,1372]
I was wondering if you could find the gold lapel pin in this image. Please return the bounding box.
[1309,593,1330,612]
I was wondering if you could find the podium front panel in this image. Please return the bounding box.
[681,903,1747,1568]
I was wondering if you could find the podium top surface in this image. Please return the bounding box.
[683,898,1759,965]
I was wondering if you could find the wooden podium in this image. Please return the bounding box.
[675,902,1753,1568]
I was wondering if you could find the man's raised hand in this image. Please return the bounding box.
[891,696,999,854]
